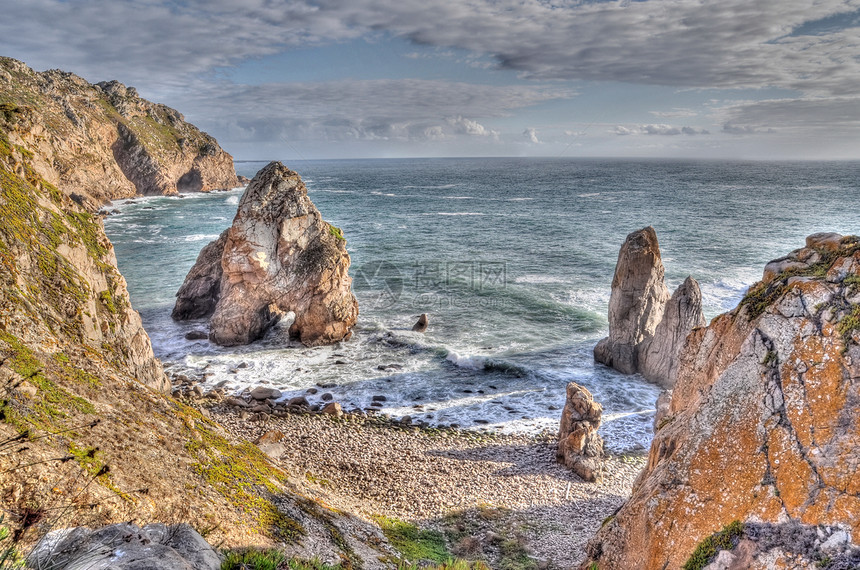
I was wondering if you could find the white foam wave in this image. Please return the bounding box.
[371,191,398,197]
[445,351,487,370]
[426,212,486,216]
[225,196,239,205]
[183,234,221,243]
[577,192,600,198]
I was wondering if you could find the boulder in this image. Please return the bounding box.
[27,522,222,570]
[582,234,860,570]
[557,382,604,482]
[321,402,344,417]
[173,161,359,347]
[250,386,281,401]
[594,226,670,375]
[637,276,706,388]
[412,313,429,333]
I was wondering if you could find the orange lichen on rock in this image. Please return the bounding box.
[582,234,860,570]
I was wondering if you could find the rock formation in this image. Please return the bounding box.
[0,57,238,207]
[638,276,706,387]
[582,234,860,569]
[594,226,705,388]
[28,523,223,570]
[557,382,605,482]
[412,313,429,332]
[173,161,358,347]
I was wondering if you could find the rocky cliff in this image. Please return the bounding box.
[594,226,705,388]
[0,70,388,566]
[0,57,238,208]
[583,233,860,569]
[173,161,359,347]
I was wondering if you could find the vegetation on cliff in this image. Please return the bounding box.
[0,56,239,206]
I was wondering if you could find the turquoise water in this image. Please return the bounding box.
[102,158,860,452]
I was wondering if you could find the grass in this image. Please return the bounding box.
[837,304,860,347]
[373,514,449,564]
[682,520,745,570]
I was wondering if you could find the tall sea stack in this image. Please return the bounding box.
[594,226,705,388]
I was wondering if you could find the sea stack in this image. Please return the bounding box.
[173,161,358,347]
[594,226,704,388]
[582,234,860,569]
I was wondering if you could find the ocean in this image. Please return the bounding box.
[102,158,860,453]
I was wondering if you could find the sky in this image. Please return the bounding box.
[3,0,860,160]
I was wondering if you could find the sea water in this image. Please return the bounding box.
[102,158,860,452]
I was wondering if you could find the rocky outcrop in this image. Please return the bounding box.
[638,276,706,388]
[582,234,860,570]
[594,226,705,388]
[412,313,429,332]
[0,57,238,207]
[594,227,670,374]
[171,230,228,320]
[28,523,222,570]
[557,382,605,482]
[174,162,358,347]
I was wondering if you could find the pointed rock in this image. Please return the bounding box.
[173,161,358,346]
[638,276,706,388]
[594,226,670,374]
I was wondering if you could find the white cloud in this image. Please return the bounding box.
[523,127,540,143]
[614,124,710,136]
[650,108,698,119]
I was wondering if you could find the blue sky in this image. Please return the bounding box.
[3,0,860,160]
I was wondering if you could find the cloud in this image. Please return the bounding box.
[5,0,860,98]
[170,78,564,143]
[718,97,860,134]
[650,109,698,119]
[523,127,540,143]
[614,124,710,136]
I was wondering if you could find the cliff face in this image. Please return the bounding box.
[0,80,386,563]
[594,226,705,388]
[0,57,238,207]
[583,234,860,569]
[174,161,359,347]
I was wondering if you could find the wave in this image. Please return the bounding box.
[225,196,239,205]
[426,212,486,216]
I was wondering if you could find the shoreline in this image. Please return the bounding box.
[208,405,646,568]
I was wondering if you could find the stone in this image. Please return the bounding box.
[557,382,604,482]
[582,234,860,570]
[17,380,38,399]
[637,276,706,388]
[412,313,429,333]
[225,396,249,408]
[653,389,672,431]
[320,402,343,417]
[321,393,333,401]
[806,232,843,251]
[250,386,281,401]
[594,226,670,375]
[372,395,387,402]
[173,162,359,347]
[184,329,209,340]
[287,396,310,408]
[27,523,222,570]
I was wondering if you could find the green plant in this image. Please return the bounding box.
[837,304,860,347]
[682,520,745,570]
[0,516,25,569]
[372,514,449,563]
[328,225,345,241]
[221,549,286,570]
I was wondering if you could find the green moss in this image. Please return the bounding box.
[99,289,117,314]
[180,401,304,541]
[682,520,745,570]
[372,514,449,564]
[221,549,286,570]
[844,274,860,291]
[837,304,860,347]
[328,225,345,241]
